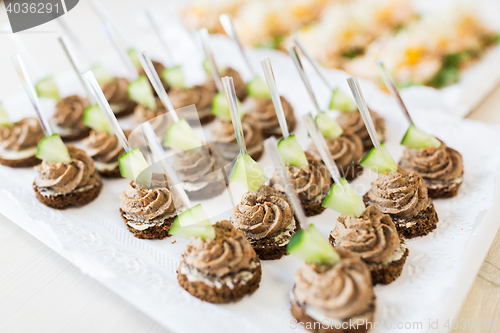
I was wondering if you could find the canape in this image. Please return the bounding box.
[0,116,44,168]
[52,95,91,141]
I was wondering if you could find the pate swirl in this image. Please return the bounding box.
[0,117,44,151]
[309,132,364,168]
[53,95,90,130]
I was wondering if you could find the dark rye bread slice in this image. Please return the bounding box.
[328,239,409,286]
[97,166,122,178]
[290,295,376,333]
[0,154,40,168]
[302,199,326,217]
[363,193,438,239]
[120,208,177,240]
[250,220,302,261]
[183,177,227,201]
[33,176,102,210]
[114,100,136,118]
[426,180,462,199]
[60,127,91,142]
[177,259,262,303]
[341,163,364,182]
[261,117,297,139]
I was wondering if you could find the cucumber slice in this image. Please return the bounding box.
[359,143,398,173]
[287,224,340,265]
[229,153,269,192]
[322,178,365,217]
[127,48,141,69]
[169,204,215,240]
[0,103,12,128]
[202,58,224,75]
[83,105,112,134]
[35,77,60,100]
[211,92,243,121]
[277,135,308,167]
[36,134,71,163]
[118,147,152,187]
[161,65,187,89]
[163,118,202,151]
[127,75,156,109]
[329,88,356,113]
[91,63,113,85]
[315,112,343,140]
[401,125,441,149]
[246,76,270,99]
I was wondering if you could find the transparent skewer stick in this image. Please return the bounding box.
[144,9,174,68]
[374,59,414,125]
[10,54,52,136]
[5,25,45,80]
[56,18,91,65]
[198,28,223,92]
[222,77,247,156]
[136,51,178,122]
[347,77,380,150]
[58,36,96,105]
[219,14,255,77]
[261,58,289,138]
[88,0,130,47]
[303,113,342,184]
[293,37,333,91]
[102,22,138,81]
[287,45,321,113]
[141,122,191,208]
[82,70,131,153]
[265,137,309,231]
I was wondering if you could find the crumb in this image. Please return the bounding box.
[171,240,177,244]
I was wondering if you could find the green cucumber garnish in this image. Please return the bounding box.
[287,224,340,265]
[83,105,112,134]
[401,125,441,149]
[277,135,308,167]
[359,143,397,173]
[329,87,356,113]
[127,75,156,109]
[118,147,152,187]
[0,103,12,128]
[161,65,187,89]
[211,91,243,121]
[127,48,141,69]
[229,153,269,192]
[322,178,365,217]
[246,76,270,99]
[315,112,343,140]
[36,134,71,163]
[203,58,224,74]
[91,64,113,85]
[35,77,60,100]
[163,118,202,151]
[169,204,215,240]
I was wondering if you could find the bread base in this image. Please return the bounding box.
[302,199,326,217]
[250,220,301,260]
[368,247,409,285]
[33,177,102,209]
[261,119,297,139]
[97,166,122,178]
[0,154,40,168]
[184,178,227,201]
[426,180,462,199]
[114,101,136,118]
[60,127,91,142]
[290,296,375,333]
[341,164,364,182]
[120,208,176,240]
[177,261,262,303]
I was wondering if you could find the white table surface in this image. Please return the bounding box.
[1,1,500,332]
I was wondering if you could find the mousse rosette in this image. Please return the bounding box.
[52,95,90,141]
[102,77,137,117]
[119,174,184,239]
[0,117,44,167]
[244,96,296,138]
[399,140,464,198]
[363,166,438,238]
[269,152,332,217]
[232,185,300,260]
[309,131,364,181]
[168,83,216,124]
[178,220,262,303]
[336,110,386,151]
[330,205,408,284]
[291,249,375,329]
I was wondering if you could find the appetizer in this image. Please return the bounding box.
[102,77,138,117]
[52,95,91,141]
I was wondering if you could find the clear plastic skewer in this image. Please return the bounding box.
[102,22,138,81]
[10,54,52,136]
[198,28,223,92]
[261,58,289,138]
[346,77,380,149]
[82,70,131,153]
[374,59,414,125]
[56,17,91,65]
[293,36,333,91]
[136,51,178,122]
[219,14,255,77]
[144,9,174,68]
[222,77,247,156]
[265,138,309,230]
[287,45,321,113]
[88,0,131,47]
